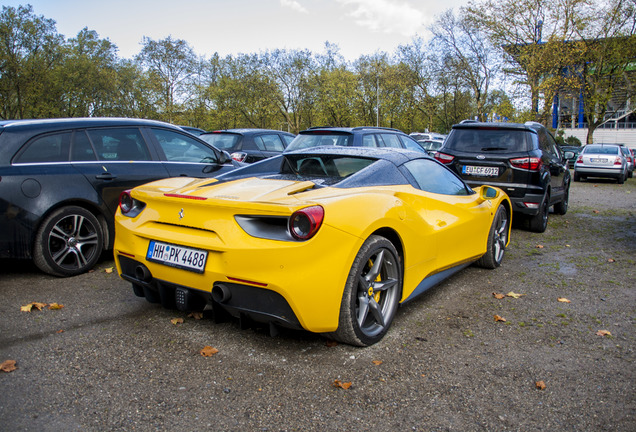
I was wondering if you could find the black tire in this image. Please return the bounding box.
[553,183,569,215]
[617,173,625,184]
[476,204,509,269]
[326,235,402,347]
[33,206,104,277]
[528,194,549,233]
[573,171,581,182]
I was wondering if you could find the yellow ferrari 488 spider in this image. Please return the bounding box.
[115,147,511,346]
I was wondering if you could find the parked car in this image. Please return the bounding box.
[0,117,240,277]
[284,126,427,154]
[560,145,581,168]
[199,129,295,163]
[574,143,628,183]
[619,144,634,178]
[114,146,511,346]
[178,125,206,136]
[435,120,572,233]
[416,139,444,156]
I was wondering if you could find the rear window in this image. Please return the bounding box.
[286,133,353,151]
[583,145,619,155]
[199,133,241,151]
[445,128,530,153]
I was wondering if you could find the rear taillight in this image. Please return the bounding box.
[510,157,542,171]
[289,205,324,240]
[119,190,146,217]
[231,152,247,162]
[614,157,623,166]
[434,152,454,164]
[576,155,583,163]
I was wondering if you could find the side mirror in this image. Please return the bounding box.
[479,186,498,201]
[564,151,575,160]
[218,150,232,164]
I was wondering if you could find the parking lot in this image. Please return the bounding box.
[1,179,634,431]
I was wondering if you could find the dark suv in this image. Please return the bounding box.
[284,126,427,153]
[199,129,295,163]
[0,118,239,276]
[435,121,571,232]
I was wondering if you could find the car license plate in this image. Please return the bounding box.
[146,240,208,273]
[590,158,608,163]
[462,165,498,176]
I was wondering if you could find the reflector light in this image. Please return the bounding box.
[524,202,540,209]
[163,193,207,200]
[226,276,268,287]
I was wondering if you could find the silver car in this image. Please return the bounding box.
[574,144,628,184]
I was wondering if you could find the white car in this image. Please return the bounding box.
[574,144,628,183]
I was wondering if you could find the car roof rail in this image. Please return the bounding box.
[524,121,544,127]
[306,126,335,130]
[459,119,478,124]
[352,126,403,133]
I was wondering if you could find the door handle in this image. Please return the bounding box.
[95,173,117,180]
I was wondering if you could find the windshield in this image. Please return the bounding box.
[199,133,241,150]
[285,132,353,152]
[445,128,529,153]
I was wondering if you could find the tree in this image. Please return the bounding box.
[136,36,197,122]
[0,5,64,119]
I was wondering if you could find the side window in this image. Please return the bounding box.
[151,128,218,163]
[404,159,470,196]
[258,134,285,152]
[362,134,379,147]
[399,135,424,152]
[281,134,294,146]
[380,133,402,149]
[71,131,97,161]
[14,132,71,163]
[87,128,151,161]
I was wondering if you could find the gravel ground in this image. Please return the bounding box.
[0,177,634,431]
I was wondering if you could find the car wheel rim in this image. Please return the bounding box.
[48,214,100,271]
[355,248,400,338]
[493,209,508,263]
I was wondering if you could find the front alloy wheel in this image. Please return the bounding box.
[34,206,103,277]
[327,235,402,346]
[477,204,508,269]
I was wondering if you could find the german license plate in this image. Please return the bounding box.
[462,165,498,176]
[146,240,208,273]
[590,158,608,163]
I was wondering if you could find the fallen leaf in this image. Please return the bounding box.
[557,297,571,303]
[593,210,600,213]
[333,379,352,389]
[506,292,525,298]
[200,346,219,357]
[494,315,507,322]
[104,267,114,274]
[536,244,544,249]
[56,329,64,334]
[607,258,615,263]
[187,312,203,320]
[170,318,184,325]
[535,380,546,390]
[372,360,383,366]
[325,340,338,347]
[0,360,17,373]
[48,303,64,310]
[492,292,505,299]
[596,330,611,337]
[20,302,48,312]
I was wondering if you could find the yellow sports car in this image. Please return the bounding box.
[115,147,511,346]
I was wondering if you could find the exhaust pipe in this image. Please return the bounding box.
[212,284,232,303]
[134,265,152,282]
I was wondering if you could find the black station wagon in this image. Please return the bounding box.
[0,118,239,276]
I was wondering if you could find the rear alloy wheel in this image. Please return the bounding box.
[34,206,103,277]
[328,235,402,346]
[528,194,549,233]
[476,204,509,269]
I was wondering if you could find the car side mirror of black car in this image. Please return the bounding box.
[564,151,575,161]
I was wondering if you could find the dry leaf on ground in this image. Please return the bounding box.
[20,302,48,312]
[48,303,64,310]
[506,292,525,298]
[494,315,507,322]
[535,380,546,390]
[200,346,219,357]
[1,360,17,373]
[104,267,114,274]
[333,379,352,389]
[170,318,184,325]
[596,330,611,337]
[187,312,203,320]
[557,297,571,303]
[372,360,383,366]
[492,292,505,299]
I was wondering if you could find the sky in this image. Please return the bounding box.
[5,0,470,60]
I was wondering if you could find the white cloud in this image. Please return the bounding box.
[280,0,309,14]
[336,0,425,36]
